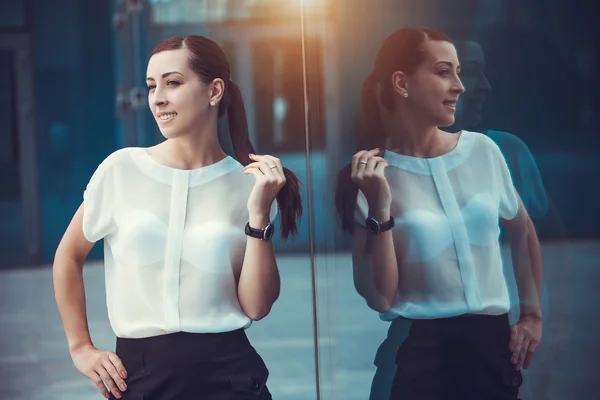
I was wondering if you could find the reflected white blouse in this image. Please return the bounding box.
[355,130,520,320]
[83,148,277,338]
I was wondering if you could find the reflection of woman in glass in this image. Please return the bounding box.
[53,36,302,400]
[449,40,550,219]
[357,37,568,400]
[335,28,542,399]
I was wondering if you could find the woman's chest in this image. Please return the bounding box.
[390,184,501,261]
[106,184,250,267]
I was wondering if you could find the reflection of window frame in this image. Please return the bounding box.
[0,50,19,166]
[148,0,330,25]
[205,20,336,154]
[0,33,41,264]
[252,36,325,153]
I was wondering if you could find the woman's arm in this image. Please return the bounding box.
[345,149,398,312]
[502,197,544,371]
[53,204,128,399]
[237,213,281,321]
[53,204,96,352]
[351,207,398,313]
[502,200,543,319]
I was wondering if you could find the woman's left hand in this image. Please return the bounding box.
[510,314,542,371]
[244,154,286,218]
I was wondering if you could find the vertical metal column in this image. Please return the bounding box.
[0,34,42,264]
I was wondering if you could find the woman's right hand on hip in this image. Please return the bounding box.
[70,344,128,399]
[351,149,392,213]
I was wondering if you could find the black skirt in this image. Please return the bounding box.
[109,329,272,400]
[390,313,522,400]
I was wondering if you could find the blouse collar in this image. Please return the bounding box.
[383,130,475,175]
[131,148,241,186]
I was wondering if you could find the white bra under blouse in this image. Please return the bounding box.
[83,148,277,338]
[355,131,520,320]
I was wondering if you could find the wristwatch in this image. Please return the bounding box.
[245,222,275,241]
[365,216,395,236]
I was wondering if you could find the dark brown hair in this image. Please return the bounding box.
[335,27,452,234]
[151,36,302,239]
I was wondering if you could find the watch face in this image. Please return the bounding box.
[263,223,275,240]
[365,218,380,235]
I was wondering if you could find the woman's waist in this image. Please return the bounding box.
[381,298,511,321]
[116,327,248,347]
[114,328,257,371]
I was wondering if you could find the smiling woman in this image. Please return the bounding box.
[334,27,542,400]
[52,35,303,400]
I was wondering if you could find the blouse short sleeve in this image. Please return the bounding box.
[491,141,520,220]
[353,189,369,226]
[82,158,115,243]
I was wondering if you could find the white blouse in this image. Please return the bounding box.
[83,148,278,339]
[355,130,520,320]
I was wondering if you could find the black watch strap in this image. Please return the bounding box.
[245,222,275,241]
[365,216,395,236]
[379,216,395,232]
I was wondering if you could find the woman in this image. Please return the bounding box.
[53,35,302,400]
[335,27,542,399]
[365,37,563,400]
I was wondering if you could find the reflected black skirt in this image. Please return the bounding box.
[390,313,522,400]
[109,329,272,400]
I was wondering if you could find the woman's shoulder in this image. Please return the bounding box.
[87,148,139,183]
[463,130,503,156]
[485,129,535,158]
[214,158,256,191]
[96,147,138,171]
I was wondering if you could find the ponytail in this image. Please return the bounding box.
[334,163,358,234]
[359,72,387,150]
[335,71,387,234]
[225,81,303,239]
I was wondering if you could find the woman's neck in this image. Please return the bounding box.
[153,124,227,170]
[386,114,445,158]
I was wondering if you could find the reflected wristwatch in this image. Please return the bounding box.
[245,222,275,241]
[365,216,395,236]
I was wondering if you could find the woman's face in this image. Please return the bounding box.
[146,48,212,139]
[400,40,465,127]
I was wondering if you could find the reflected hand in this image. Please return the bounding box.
[351,149,391,213]
[510,314,542,371]
[244,154,286,218]
[70,344,128,399]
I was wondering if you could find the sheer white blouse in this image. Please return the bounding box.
[83,148,277,338]
[355,131,520,320]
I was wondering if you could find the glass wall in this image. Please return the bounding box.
[3,0,595,398]
[302,0,598,399]
[113,0,318,398]
[113,0,600,398]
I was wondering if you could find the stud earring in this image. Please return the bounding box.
[403,92,409,98]
[210,100,216,106]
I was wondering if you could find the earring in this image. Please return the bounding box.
[403,92,409,98]
[210,100,216,106]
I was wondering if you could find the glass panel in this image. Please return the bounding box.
[303,1,597,399]
[252,36,324,154]
[113,1,317,398]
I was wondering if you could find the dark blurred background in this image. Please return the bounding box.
[0,1,598,399]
